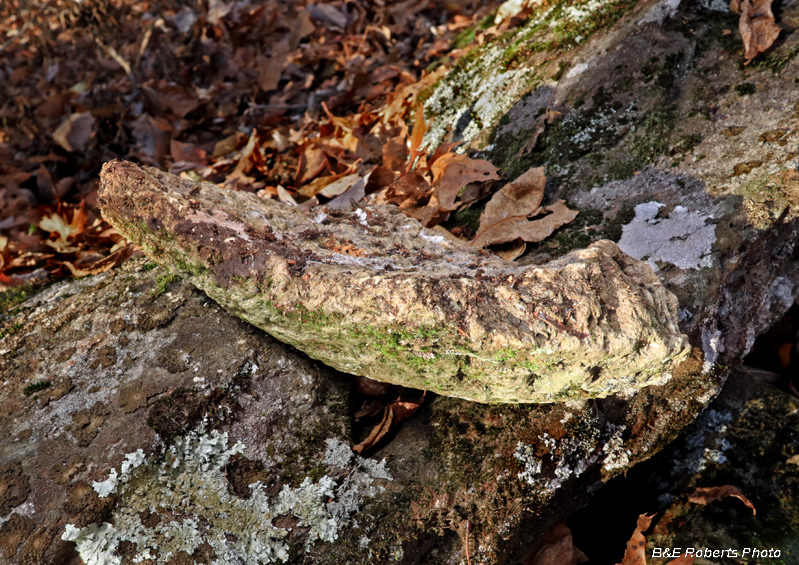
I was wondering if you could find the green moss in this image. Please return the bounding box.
[452,28,476,50]
[734,81,756,96]
[23,380,52,396]
[756,43,799,73]
[0,280,45,323]
[0,321,22,339]
[150,272,180,298]
[140,262,158,271]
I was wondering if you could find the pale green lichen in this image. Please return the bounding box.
[62,431,391,564]
[423,0,638,150]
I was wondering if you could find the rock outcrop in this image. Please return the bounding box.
[5,0,799,562]
[98,160,689,404]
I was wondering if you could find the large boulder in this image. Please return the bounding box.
[4,0,799,563]
[0,259,715,564]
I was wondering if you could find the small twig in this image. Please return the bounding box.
[94,36,133,79]
[535,310,588,340]
[0,0,55,55]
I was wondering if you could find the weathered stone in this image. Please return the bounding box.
[98,160,689,404]
[0,258,716,565]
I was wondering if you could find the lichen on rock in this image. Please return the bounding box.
[61,431,391,564]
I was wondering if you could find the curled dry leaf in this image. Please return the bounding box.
[52,112,96,153]
[471,167,577,248]
[688,485,757,514]
[472,200,578,249]
[376,171,432,210]
[617,514,654,565]
[63,244,135,277]
[730,0,781,63]
[353,392,425,454]
[430,153,501,212]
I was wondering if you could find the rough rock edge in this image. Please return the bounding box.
[98,160,690,404]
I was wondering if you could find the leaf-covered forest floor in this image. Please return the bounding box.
[0,0,505,289]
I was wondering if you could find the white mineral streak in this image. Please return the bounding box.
[566,62,590,79]
[701,326,723,373]
[63,433,391,564]
[617,201,716,271]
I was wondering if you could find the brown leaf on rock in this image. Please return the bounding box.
[617,514,654,565]
[63,244,135,277]
[353,393,425,454]
[52,112,95,152]
[375,171,432,210]
[518,523,588,565]
[430,153,501,212]
[472,199,578,249]
[480,166,546,223]
[731,0,781,63]
[688,485,757,514]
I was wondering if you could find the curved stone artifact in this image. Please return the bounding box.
[99,160,689,403]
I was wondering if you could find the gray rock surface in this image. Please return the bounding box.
[4,0,799,563]
[0,258,714,564]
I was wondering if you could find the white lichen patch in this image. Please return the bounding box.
[424,51,536,149]
[637,0,681,25]
[617,201,716,271]
[93,449,146,498]
[62,433,391,564]
[515,423,633,491]
[423,0,635,149]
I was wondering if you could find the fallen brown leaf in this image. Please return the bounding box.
[617,514,654,565]
[688,485,756,515]
[731,0,781,63]
[376,171,432,210]
[406,106,428,173]
[52,112,95,153]
[353,392,425,454]
[430,152,501,212]
[63,244,135,277]
[472,199,578,249]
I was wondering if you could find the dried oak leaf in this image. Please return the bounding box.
[64,244,135,277]
[688,485,756,515]
[617,513,654,565]
[353,393,425,454]
[38,203,87,252]
[518,523,588,565]
[375,171,432,210]
[52,112,95,153]
[430,152,501,212]
[471,167,578,248]
[730,0,781,63]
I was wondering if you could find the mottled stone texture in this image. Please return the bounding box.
[98,160,689,403]
[0,259,716,565]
